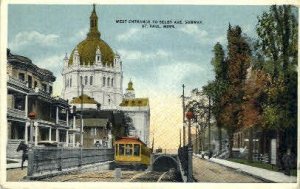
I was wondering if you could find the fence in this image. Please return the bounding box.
[27,147,114,177]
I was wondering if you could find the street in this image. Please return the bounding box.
[193,157,263,182]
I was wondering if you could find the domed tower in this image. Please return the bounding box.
[124,80,135,99]
[62,5,123,110]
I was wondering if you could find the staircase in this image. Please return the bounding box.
[7,139,23,159]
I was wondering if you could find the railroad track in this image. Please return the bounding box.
[129,169,175,182]
[43,169,181,182]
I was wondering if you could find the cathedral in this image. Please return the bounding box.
[61,5,150,146]
[62,5,122,110]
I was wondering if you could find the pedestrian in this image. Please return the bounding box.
[16,141,28,170]
[208,150,213,159]
[282,149,293,176]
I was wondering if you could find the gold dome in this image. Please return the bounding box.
[126,80,134,90]
[68,5,114,66]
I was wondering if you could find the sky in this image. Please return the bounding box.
[8,4,270,148]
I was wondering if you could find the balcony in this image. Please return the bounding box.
[57,120,68,128]
[7,76,31,92]
[7,107,26,121]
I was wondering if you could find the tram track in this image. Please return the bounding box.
[129,169,174,182]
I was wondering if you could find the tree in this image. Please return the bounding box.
[203,42,228,152]
[256,5,298,163]
[241,69,270,161]
[220,24,251,158]
[185,89,209,151]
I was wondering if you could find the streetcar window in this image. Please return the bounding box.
[125,144,132,156]
[119,144,125,155]
[134,144,140,156]
[115,144,118,155]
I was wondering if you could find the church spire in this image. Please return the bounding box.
[87,4,101,39]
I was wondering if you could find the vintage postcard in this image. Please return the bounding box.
[0,0,299,189]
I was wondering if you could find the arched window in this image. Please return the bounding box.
[85,76,88,85]
[90,76,93,85]
[111,78,114,87]
[107,77,110,87]
[103,77,106,87]
[80,76,83,85]
[66,78,69,88]
[70,78,72,87]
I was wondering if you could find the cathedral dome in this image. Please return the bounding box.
[68,5,114,66]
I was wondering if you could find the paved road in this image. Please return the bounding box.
[193,157,263,182]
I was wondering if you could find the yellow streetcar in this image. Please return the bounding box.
[114,137,151,170]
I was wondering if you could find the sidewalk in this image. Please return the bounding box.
[194,155,297,183]
[6,159,28,169]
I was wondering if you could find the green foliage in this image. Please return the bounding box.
[256,5,298,131]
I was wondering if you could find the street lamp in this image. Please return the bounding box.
[28,112,37,147]
[186,109,194,182]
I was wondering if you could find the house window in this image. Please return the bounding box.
[42,84,47,92]
[103,77,106,87]
[34,81,38,89]
[28,75,32,88]
[90,76,93,85]
[49,86,53,94]
[90,128,97,136]
[97,56,100,61]
[18,73,25,81]
[85,76,88,85]
[80,76,83,85]
[111,78,114,87]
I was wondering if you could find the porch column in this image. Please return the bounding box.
[24,95,28,144]
[72,134,75,147]
[34,125,38,146]
[56,129,59,142]
[73,115,76,129]
[66,108,69,127]
[56,107,59,124]
[25,122,29,144]
[66,130,69,147]
[49,127,52,142]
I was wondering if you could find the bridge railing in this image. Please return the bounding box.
[178,145,188,176]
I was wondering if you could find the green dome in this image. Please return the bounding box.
[68,5,114,66]
[68,38,114,66]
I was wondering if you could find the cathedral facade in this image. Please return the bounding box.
[62,5,123,110]
[61,5,150,146]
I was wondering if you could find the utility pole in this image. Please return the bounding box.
[208,95,211,150]
[80,84,84,147]
[179,129,181,147]
[182,84,186,146]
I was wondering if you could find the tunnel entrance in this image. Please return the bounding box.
[152,156,178,172]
